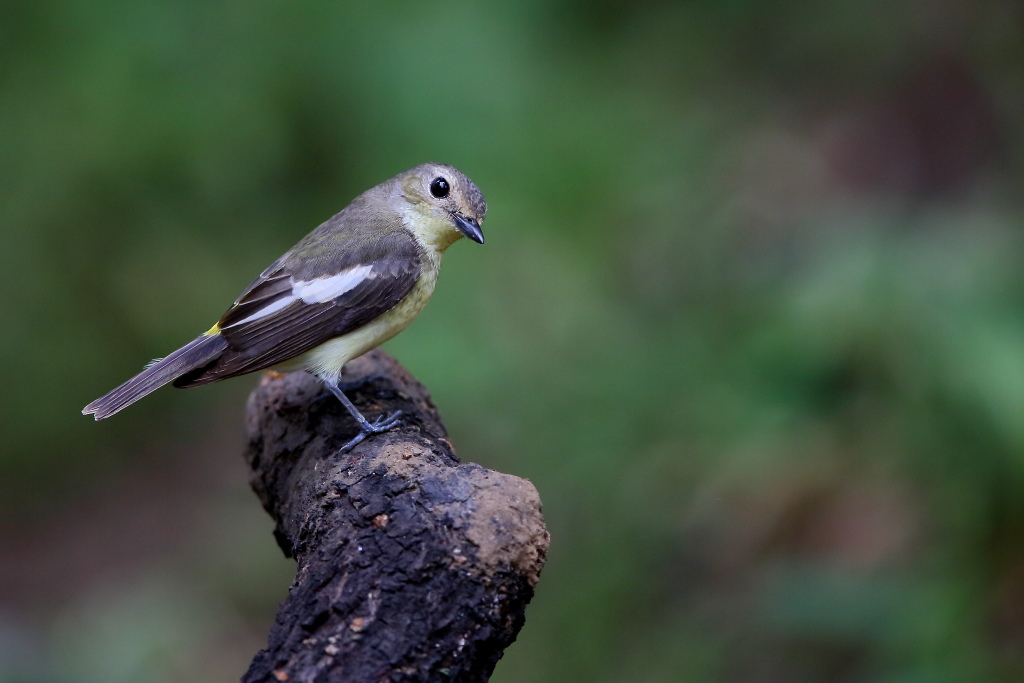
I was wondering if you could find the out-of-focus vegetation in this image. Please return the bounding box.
[2,1,1023,681]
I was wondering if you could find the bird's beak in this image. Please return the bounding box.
[451,214,485,244]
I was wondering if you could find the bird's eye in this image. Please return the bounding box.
[430,177,450,199]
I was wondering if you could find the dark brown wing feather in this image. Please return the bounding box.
[174,228,421,387]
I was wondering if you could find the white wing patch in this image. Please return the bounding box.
[292,265,376,303]
[225,296,295,327]
[221,265,377,328]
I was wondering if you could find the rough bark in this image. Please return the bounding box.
[241,350,549,683]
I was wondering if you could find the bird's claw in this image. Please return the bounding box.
[370,410,403,431]
[337,431,367,454]
[336,410,404,454]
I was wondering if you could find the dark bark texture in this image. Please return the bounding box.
[241,350,549,683]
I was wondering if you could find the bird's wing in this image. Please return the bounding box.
[174,228,422,386]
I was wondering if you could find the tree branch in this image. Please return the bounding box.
[241,350,548,683]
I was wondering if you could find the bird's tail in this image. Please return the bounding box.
[82,334,229,420]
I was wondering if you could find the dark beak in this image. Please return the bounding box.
[451,214,484,244]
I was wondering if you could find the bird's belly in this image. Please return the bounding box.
[280,265,438,378]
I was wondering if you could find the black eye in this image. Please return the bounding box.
[430,177,450,199]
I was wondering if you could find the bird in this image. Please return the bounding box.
[83,162,486,452]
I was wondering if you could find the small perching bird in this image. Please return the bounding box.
[83,162,486,451]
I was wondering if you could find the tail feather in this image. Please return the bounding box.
[83,334,229,420]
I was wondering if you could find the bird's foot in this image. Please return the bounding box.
[369,409,403,432]
[337,410,404,454]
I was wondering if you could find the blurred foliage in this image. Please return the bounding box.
[2,1,1024,681]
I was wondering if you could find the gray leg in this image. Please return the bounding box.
[321,376,403,453]
[312,374,393,404]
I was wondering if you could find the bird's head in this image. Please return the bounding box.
[398,163,487,251]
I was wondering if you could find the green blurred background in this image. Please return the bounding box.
[3,1,1024,681]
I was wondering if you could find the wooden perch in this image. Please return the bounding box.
[241,350,549,683]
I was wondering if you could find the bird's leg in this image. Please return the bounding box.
[321,377,403,453]
[340,373,392,392]
[312,374,393,403]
